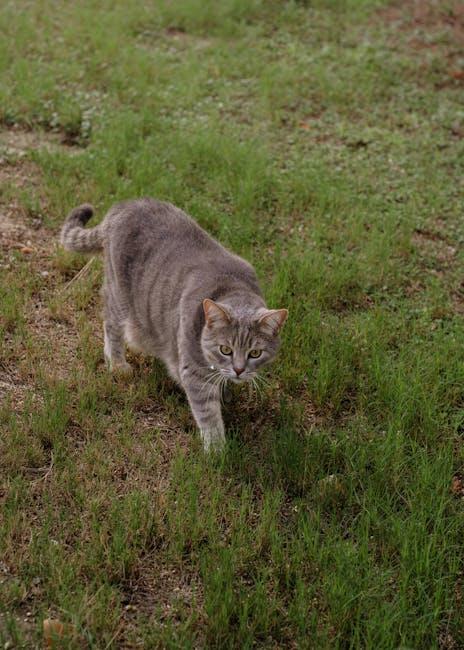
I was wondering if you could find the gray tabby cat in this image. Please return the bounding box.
[60,199,287,451]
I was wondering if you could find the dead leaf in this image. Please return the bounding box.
[317,474,346,500]
[20,246,34,254]
[43,619,75,647]
[451,475,464,497]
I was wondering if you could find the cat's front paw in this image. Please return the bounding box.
[110,360,134,379]
[201,428,226,453]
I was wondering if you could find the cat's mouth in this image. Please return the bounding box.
[229,376,248,384]
[211,366,253,385]
[228,372,256,385]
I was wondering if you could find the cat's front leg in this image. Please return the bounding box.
[180,368,225,452]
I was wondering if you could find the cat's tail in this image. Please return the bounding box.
[60,204,104,253]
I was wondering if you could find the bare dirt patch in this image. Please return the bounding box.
[451,284,464,315]
[121,562,204,635]
[410,224,463,315]
[0,159,43,241]
[164,26,212,50]
[0,365,41,416]
[412,228,457,266]
[101,576,204,647]
[376,0,464,87]
[0,209,37,253]
[0,143,51,409]
[0,127,61,256]
[378,0,464,46]
[135,26,212,54]
[0,127,66,158]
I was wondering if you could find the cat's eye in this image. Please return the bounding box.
[220,345,233,356]
[249,349,262,358]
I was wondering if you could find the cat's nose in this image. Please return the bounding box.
[233,366,245,377]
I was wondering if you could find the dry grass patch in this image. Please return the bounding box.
[412,227,457,267]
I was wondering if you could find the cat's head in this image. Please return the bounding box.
[200,298,288,384]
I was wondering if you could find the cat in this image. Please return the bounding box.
[60,198,287,451]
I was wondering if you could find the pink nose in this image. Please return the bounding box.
[234,367,245,376]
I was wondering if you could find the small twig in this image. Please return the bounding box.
[104,619,125,650]
[61,256,96,292]
[23,466,49,475]
[28,452,54,483]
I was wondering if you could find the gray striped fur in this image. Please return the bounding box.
[60,204,103,252]
[60,198,287,451]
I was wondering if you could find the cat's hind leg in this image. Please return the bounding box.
[103,288,132,377]
[104,321,132,376]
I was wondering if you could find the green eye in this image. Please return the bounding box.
[220,345,232,355]
[249,349,262,359]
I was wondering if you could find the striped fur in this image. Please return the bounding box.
[60,204,103,253]
[60,198,287,451]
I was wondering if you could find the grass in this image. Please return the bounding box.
[1,0,464,647]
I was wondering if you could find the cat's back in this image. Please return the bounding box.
[102,198,261,346]
[105,198,213,251]
[103,198,256,292]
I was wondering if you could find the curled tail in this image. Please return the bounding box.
[60,204,103,253]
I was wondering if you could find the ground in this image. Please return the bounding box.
[1,0,464,647]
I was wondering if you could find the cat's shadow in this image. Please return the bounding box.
[129,356,308,496]
[129,354,283,454]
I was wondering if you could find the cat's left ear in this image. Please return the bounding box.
[257,309,288,336]
[203,299,231,328]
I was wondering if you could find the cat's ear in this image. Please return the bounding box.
[203,299,231,328]
[257,309,288,335]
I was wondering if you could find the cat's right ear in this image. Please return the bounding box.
[203,299,231,328]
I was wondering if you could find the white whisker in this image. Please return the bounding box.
[204,372,224,403]
[254,373,271,387]
[200,370,221,396]
[251,377,264,400]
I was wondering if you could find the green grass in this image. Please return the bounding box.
[1,0,464,647]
